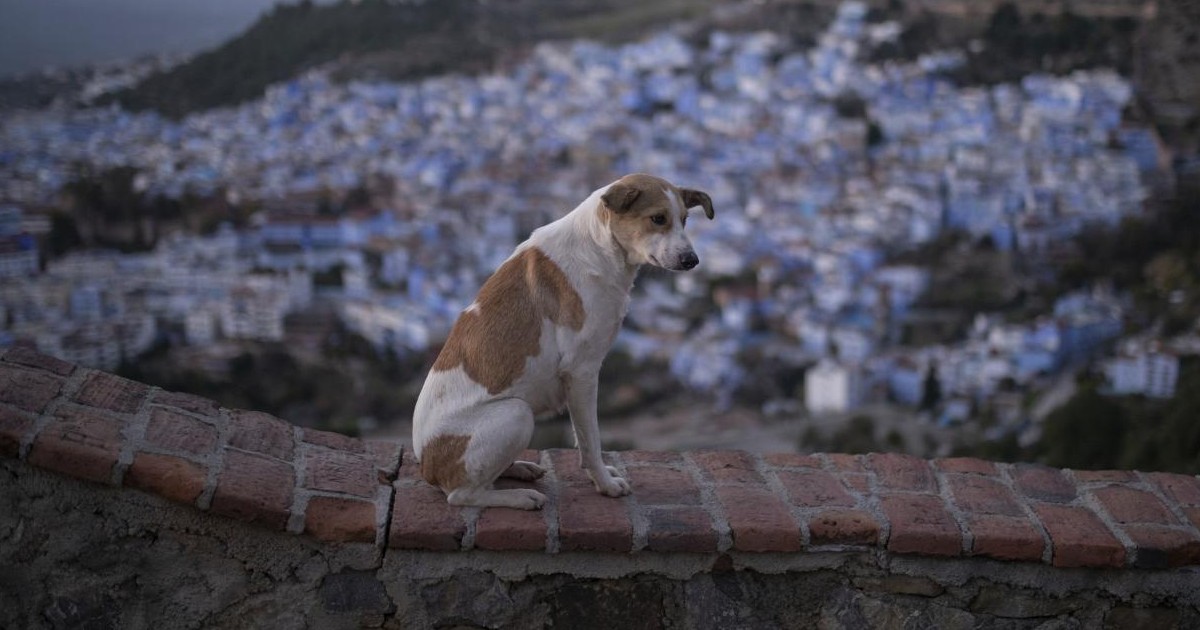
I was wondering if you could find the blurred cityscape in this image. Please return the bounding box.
[1,0,1198,472]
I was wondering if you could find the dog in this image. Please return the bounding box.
[412,173,714,509]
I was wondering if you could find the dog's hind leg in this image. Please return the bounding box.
[444,399,547,510]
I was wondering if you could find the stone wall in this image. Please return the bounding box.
[2,346,1200,629]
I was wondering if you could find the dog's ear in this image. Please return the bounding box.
[680,188,715,220]
[602,183,641,213]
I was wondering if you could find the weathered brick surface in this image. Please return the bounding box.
[1120,525,1200,568]
[8,356,1200,565]
[693,450,764,484]
[125,453,207,505]
[27,406,123,484]
[305,449,377,498]
[0,404,33,457]
[389,483,467,551]
[152,390,220,417]
[302,427,365,452]
[777,470,856,508]
[625,464,701,505]
[763,453,823,468]
[475,482,549,552]
[1144,472,1200,506]
[144,407,218,456]
[210,450,295,530]
[1012,464,1077,503]
[1093,486,1178,525]
[0,364,63,414]
[227,410,294,461]
[1072,470,1136,483]
[2,346,75,376]
[869,453,935,493]
[304,496,376,543]
[713,484,802,552]
[74,371,150,415]
[808,509,880,546]
[881,494,962,556]
[966,515,1045,562]
[946,474,1024,517]
[644,506,717,552]
[1033,503,1125,568]
[934,457,999,476]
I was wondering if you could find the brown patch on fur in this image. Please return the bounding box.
[431,247,584,394]
[420,434,470,491]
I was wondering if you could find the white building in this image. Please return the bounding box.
[1104,349,1179,399]
[805,359,862,414]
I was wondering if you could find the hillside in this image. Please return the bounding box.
[110,0,722,118]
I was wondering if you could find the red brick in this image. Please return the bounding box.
[966,515,1045,562]
[558,480,634,552]
[1144,472,1200,506]
[1185,507,1200,530]
[946,474,1024,517]
[548,449,590,483]
[881,494,962,556]
[475,481,549,551]
[74,372,150,415]
[625,465,701,505]
[777,470,856,508]
[365,440,404,481]
[645,506,718,552]
[1012,464,1077,503]
[227,410,294,461]
[305,496,376,543]
[808,509,880,546]
[1121,525,1200,568]
[0,364,63,413]
[841,473,870,493]
[1093,486,1178,525]
[210,450,295,530]
[935,458,998,476]
[305,449,376,498]
[0,404,33,458]
[693,450,764,484]
[125,453,207,505]
[713,484,802,552]
[869,453,935,493]
[152,390,220,417]
[1033,503,1125,568]
[763,453,823,468]
[27,406,122,484]
[826,453,867,473]
[2,346,75,376]
[302,427,364,452]
[1072,470,1136,483]
[144,407,218,456]
[620,450,685,466]
[389,483,466,550]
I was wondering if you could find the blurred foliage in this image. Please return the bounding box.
[1037,359,1200,474]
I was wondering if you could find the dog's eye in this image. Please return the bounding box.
[651,214,667,226]
[681,215,688,227]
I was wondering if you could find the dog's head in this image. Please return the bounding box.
[600,173,715,271]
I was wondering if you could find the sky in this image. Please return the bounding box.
[0,0,296,78]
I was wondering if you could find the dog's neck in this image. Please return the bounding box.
[530,186,640,291]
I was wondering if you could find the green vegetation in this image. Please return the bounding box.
[111,0,717,118]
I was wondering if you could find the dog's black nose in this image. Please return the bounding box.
[679,252,699,270]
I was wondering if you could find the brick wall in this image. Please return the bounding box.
[2,346,1200,628]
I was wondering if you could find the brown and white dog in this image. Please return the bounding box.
[412,173,714,509]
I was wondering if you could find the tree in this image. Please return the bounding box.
[919,363,942,411]
[1039,386,1126,470]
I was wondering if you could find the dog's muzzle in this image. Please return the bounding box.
[678,251,699,270]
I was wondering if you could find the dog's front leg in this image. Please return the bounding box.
[565,371,631,497]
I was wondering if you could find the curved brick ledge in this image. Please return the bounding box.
[6,346,1200,627]
[3,345,1200,571]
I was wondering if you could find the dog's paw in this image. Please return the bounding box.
[593,473,631,498]
[502,461,546,481]
[513,488,547,510]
